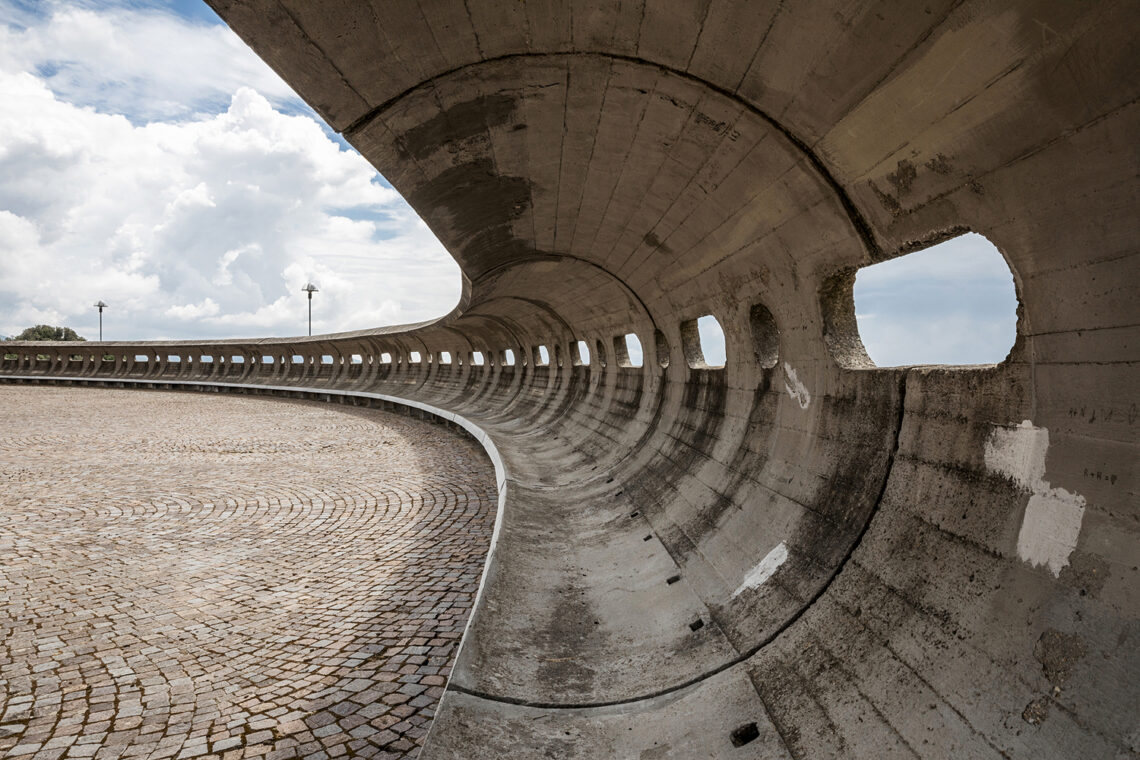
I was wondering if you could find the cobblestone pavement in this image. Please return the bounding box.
[0,387,497,760]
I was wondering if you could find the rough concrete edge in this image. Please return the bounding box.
[420,662,761,758]
[0,374,509,753]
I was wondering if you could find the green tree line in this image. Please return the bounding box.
[3,325,86,360]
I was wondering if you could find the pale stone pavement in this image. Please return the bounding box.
[0,387,497,760]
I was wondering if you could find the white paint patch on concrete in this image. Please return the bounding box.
[1017,489,1087,578]
[983,420,1086,577]
[983,419,1048,489]
[782,363,810,409]
[733,542,788,597]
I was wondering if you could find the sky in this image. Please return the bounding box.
[854,233,1017,367]
[0,0,1017,366]
[0,0,461,342]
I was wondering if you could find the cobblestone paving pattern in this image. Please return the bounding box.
[0,387,497,760]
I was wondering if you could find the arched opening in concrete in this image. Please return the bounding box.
[681,315,726,369]
[572,340,591,366]
[614,333,644,368]
[854,232,1018,367]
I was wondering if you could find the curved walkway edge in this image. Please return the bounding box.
[0,374,509,755]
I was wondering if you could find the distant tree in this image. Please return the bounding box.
[9,325,86,342]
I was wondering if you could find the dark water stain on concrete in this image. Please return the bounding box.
[925,153,954,175]
[407,159,534,277]
[643,231,672,255]
[534,590,600,697]
[399,93,517,162]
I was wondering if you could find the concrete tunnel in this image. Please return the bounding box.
[5,1,1137,757]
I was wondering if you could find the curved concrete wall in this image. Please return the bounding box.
[5,2,1136,757]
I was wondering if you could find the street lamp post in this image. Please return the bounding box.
[301,283,318,336]
[93,301,107,341]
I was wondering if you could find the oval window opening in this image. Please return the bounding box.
[472,351,485,366]
[854,232,1017,367]
[575,340,591,366]
[536,345,550,366]
[681,315,726,369]
[503,349,516,366]
[625,333,644,368]
[614,333,644,368]
[439,351,452,364]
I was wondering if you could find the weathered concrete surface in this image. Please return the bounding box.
[4,1,1137,757]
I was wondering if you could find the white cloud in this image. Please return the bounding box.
[166,297,220,320]
[0,1,297,121]
[855,233,1015,285]
[854,233,1019,366]
[0,3,461,342]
